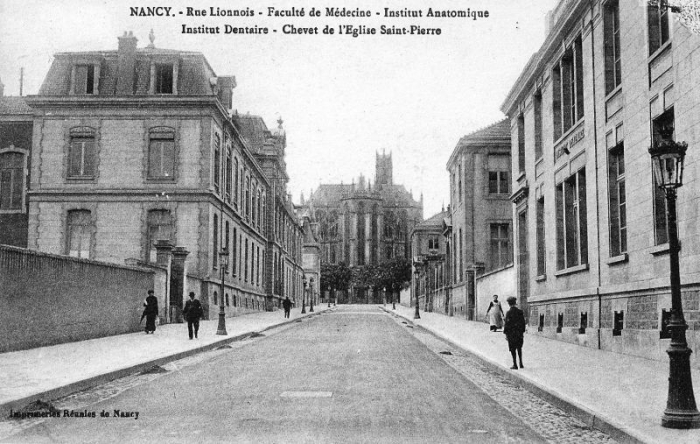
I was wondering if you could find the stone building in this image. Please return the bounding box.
[501,0,700,363]
[0,78,33,247]
[445,119,514,320]
[410,209,449,314]
[299,152,423,302]
[25,31,304,320]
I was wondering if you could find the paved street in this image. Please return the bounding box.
[3,306,613,443]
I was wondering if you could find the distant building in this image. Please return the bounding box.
[0,78,33,247]
[25,31,304,319]
[446,119,513,320]
[501,0,700,363]
[300,152,423,303]
[410,209,449,313]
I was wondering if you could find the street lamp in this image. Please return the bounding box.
[413,267,420,320]
[309,277,315,312]
[328,285,331,308]
[302,277,307,314]
[392,283,397,310]
[649,125,700,429]
[216,247,229,336]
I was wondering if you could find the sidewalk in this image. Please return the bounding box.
[0,306,330,416]
[385,304,700,444]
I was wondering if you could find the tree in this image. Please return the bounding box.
[320,262,352,302]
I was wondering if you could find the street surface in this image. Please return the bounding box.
[2,306,614,443]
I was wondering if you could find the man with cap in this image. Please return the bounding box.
[183,291,204,339]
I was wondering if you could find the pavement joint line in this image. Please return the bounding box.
[0,308,327,417]
[379,306,649,444]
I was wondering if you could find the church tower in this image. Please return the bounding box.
[375,150,393,187]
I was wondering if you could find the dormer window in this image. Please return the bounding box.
[71,64,99,95]
[155,63,173,94]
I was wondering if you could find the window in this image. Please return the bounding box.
[608,130,627,256]
[604,1,622,94]
[225,221,230,274]
[148,127,175,179]
[232,228,238,276]
[534,91,543,159]
[213,134,220,193]
[244,239,249,282]
[536,196,546,276]
[488,155,510,195]
[67,210,92,258]
[652,108,674,245]
[234,158,239,210]
[155,63,173,94]
[225,146,232,201]
[245,175,251,220]
[553,35,584,140]
[556,169,588,270]
[489,223,511,270]
[0,151,25,211]
[213,214,218,268]
[648,3,670,55]
[146,209,173,262]
[75,65,95,95]
[428,236,440,251]
[458,162,463,202]
[68,127,96,178]
[459,228,464,282]
[518,114,526,173]
[257,245,261,286]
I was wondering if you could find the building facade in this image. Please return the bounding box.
[410,209,449,314]
[25,31,304,320]
[299,152,422,302]
[446,119,514,320]
[502,0,700,363]
[0,79,33,247]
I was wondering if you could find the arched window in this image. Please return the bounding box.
[148,127,175,179]
[225,293,230,306]
[0,150,26,211]
[68,127,96,178]
[213,291,218,305]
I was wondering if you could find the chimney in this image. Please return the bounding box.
[544,10,553,35]
[0,77,4,97]
[116,31,138,95]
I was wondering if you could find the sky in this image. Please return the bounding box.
[0,0,558,218]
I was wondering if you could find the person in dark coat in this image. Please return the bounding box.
[503,296,526,369]
[282,296,292,319]
[141,290,158,334]
[183,291,203,339]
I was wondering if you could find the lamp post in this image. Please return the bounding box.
[413,267,420,320]
[392,283,397,310]
[328,285,331,308]
[310,277,315,312]
[216,247,229,336]
[302,277,307,314]
[649,125,700,429]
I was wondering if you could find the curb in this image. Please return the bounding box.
[0,308,330,417]
[381,307,650,444]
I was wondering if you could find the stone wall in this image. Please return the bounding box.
[0,245,158,353]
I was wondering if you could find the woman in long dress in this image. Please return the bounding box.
[486,294,505,332]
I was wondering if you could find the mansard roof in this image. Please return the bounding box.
[447,119,511,167]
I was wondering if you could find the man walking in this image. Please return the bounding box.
[141,290,158,334]
[503,296,526,370]
[282,296,292,319]
[183,291,203,340]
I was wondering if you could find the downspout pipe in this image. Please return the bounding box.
[589,1,603,350]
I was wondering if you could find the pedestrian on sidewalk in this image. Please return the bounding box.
[485,294,505,332]
[183,292,203,340]
[503,296,526,370]
[283,296,292,319]
[141,290,158,334]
